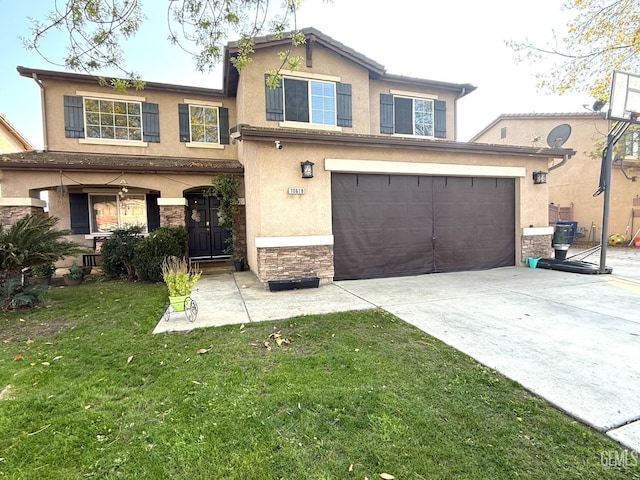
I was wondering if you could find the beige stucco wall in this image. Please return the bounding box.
[0,122,29,153]
[473,114,640,239]
[40,78,238,160]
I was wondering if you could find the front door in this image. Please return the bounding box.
[186,193,230,259]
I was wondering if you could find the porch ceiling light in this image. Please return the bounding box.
[532,171,547,185]
[300,160,315,179]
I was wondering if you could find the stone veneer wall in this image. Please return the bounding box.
[160,205,186,228]
[521,234,553,262]
[0,206,45,227]
[256,245,334,285]
[233,206,247,260]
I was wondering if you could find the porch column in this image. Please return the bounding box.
[157,198,187,228]
[0,198,47,227]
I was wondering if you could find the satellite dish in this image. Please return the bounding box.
[546,124,572,148]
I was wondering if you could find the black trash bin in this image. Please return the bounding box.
[556,221,578,244]
[552,224,572,260]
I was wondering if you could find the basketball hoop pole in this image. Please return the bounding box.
[598,121,631,273]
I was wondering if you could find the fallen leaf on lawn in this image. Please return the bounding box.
[14,355,23,361]
[30,362,36,366]
[517,417,523,422]
[192,380,202,385]
[380,474,395,480]
[26,339,34,345]
[127,356,134,364]
[240,324,245,331]
[275,337,283,346]
[348,464,353,472]
[264,341,271,351]
[85,405,91,409]
[53,356,62,361]
[41,362,50,366]
[197,348,209,354]
[355,348,360,352]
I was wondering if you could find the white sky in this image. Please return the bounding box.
[0,0,594,148]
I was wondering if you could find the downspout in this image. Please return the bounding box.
[454,87,466,141]
[31,73,48,151]
[548,154,571,171]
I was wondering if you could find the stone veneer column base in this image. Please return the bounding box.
[159,205,186,227]
[521,232,553,262]
[256,245,335,285]
[0,206,45,227]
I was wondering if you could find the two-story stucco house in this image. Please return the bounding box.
[471,112,640,245]
[0,28,574,285]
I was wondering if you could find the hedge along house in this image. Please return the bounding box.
[1,28,574,284]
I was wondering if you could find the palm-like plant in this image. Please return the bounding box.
[0,214,87,281]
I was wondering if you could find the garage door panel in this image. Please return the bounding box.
[332,173,514,280]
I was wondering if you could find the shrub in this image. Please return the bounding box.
[1,277,49,311]
[100,227,144,280]
[134,227,187,282]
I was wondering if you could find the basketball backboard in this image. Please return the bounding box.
[608,70,640,124]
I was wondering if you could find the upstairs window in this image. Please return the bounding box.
[84,98,142,141]
[380,94,446,138]
[189,105,220,143]
[265,75,352,127]
[178,103,229,145]
[622,129,640,159]
[63,95,160,142]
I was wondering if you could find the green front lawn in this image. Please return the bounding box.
[0,280,637,479]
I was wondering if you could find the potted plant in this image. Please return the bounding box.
[29,262,56,285]
[161,256,201,311]
[63,261,85,286]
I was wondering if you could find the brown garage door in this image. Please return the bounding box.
[332,173,515,280]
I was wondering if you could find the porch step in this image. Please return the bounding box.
[194,259,234,275]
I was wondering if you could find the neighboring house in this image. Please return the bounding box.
[0,113,32,153]
[470,113,640,244]
[0,28,573,285]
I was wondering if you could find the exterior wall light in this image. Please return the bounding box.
[532,171,547,185]
[300,160,314,179]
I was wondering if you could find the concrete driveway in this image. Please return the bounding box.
[155,247,640,453]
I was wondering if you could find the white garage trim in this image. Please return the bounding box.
[255,235,334,248]
[324,158,526,178]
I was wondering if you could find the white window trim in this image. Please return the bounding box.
[79,138,149,147]
[186,142,224,149]
[280,69,341,82]
[279,121,342,132]
[389,89,438,100]
[183,98,222,107]
[76,90,146,102]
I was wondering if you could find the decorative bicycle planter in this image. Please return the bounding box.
[163,295,199,323]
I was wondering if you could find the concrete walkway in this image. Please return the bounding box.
[154,247,640,453]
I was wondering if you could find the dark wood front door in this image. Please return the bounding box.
[186,193,230,259]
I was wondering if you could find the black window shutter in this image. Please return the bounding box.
[178,104,190,142]
[394,97,413,135]
[380,94,394,134]
[265,74,284,121]
[142,102,160,142]
[219,107,229,144]
[336,82,352,127]
[63,95,85,138]
[284,78,309,123]
[146,194,160,231]
[69,193,90,234]
[434,100,446,138]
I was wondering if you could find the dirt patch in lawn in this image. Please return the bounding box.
[1,316,71,344]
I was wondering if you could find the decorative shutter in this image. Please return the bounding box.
[284,78,309,123]
[69,193,90,234]
[336,82,352,127]
[141,102,160,142]
[63,95,85,138]
[394,97,413,135]
[434,100,446,138]
[219,107,229,144]
[380,94,394,134]
[146,194,160,231]
[178,104,190,142]
[265,74,284,121]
